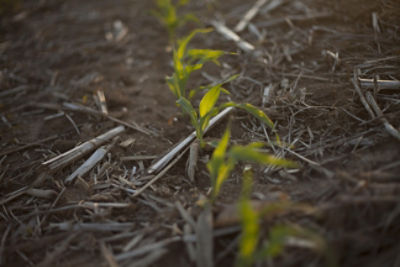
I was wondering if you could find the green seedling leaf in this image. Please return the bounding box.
[177,28,213,61]
[177,97,198,128]
[237,167,259,267]
[188,49,226,65]
[237,200,259,267]
[207,127,234,199]
[152,0,179,39]
[199,85,221,117]
[211,126,230,160]
[183,13,199,24]
[199,108,218,132]
[188,73,237,99]
[223,102,274,129]
[166,75,180,98]
[185,63,203,76]
[152,0,198,41]
[229,145,297,168]
[177,0,189,6]
[264,225,297,258]
[213,161,234,200]
[256,223,336,267]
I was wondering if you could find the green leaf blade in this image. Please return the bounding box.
[223,102,274,129]
[176,97,198,127]
[199,85,221,117]
[229,145,297,168]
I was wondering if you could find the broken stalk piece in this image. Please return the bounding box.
[147,107,233,175]
[64,137,119,184]
[42,126,125,172]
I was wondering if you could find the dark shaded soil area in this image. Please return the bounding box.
[1,0,400,266]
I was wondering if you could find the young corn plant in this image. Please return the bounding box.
[237,166,260,267]
[207,126,296,202]
[151,0,198,42]
[167,28,232,100]
[236,168,336,267]
[169,29,278,145]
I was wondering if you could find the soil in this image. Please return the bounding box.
[1,0,400,266]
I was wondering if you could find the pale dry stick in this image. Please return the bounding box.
[138,198,162,212]
[63,102,154,136]
[378,159,400,172]
[64,113,81,135]
[42,126,125,171]
[126,248,167,267]
[100,242,120,267]
[25,188,57,199]
[0,155,6,166]
[184,224,196,262]
[263,150,285,175]
[337,195,400,205]
[131,146,190,198]
[37,233,77,267]
[95,89,109,115]
[0,85,29,98]
[0,135,58,157]
[262,124,276,153]
[0,186,29,205]
[235,0,269,32]
[216,235,240,263]
[340,107,366,123]
[283,147,334,178]
[175,201,197,262]
[101,231,139,243]
[365,92,400,141]
[186,141,199,182]
[64,137,118,184]
[356,56,400,69]
[300,128,376,156]
[38,187,66,231]
[352,71,376,119]
[147,194,175,208]
[44,112,64,121]
[115,236,181,261]
[16,249,34,266]
[359,78,400,90]
[372,12,381,54]
[278,72,330,82]
[256,12,332,28]
[121,155,158,161]
[80,202,131,209]
[0,164,9,184]
[148,107,233,175]
[262,84,274,106]
[196,205,214,267]
[175,201,196,229]
[211,21,255,53]
[0,225,11,265]
[123,234,144,252]
[260,0,285,14]
[1,114,11,128]
[50,222,135,232]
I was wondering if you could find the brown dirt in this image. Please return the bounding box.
[1,0,400,266]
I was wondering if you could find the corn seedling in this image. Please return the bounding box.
[167,28,232,100]
[254,224,336,266]
[206,126,296,202]
[169,29,281,145]
[236,169,335,267]
[237,166,260,267]
[151,0,198,41]
[166,28,234,144]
